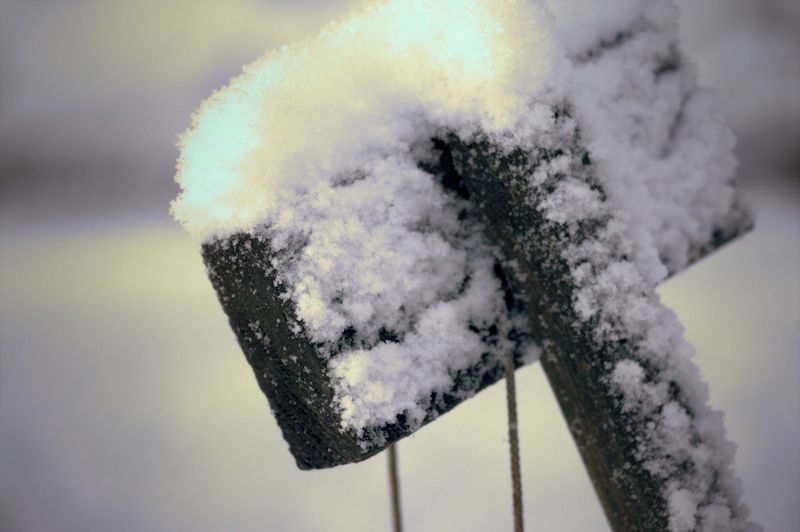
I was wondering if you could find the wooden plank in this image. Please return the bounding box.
[446,106,749,530]
[202,233,528,468]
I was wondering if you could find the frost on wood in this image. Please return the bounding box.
[176,0,756,529]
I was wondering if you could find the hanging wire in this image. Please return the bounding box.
[505,348,525,532]
[387,443,403,532]
[384,349,521,532]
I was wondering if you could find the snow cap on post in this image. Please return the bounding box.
[173,0,755,530]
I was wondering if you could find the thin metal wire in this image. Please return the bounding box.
[505,349,524,532]
[387,443,403,532]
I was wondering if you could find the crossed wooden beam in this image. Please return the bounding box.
[202,114,751,531]
[196,4,755,531]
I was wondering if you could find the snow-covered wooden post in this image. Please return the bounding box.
[447,113,750,529]
[173,0,759,530]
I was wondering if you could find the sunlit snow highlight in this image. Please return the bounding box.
[172,0,552,238]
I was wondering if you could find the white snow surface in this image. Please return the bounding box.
[172,0,553,238]
[173,1,753,529]
[562,0,739,277]
[269,153,518,432]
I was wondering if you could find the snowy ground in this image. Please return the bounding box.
[0,179,797,531]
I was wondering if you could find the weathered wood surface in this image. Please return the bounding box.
[202,117,750,476]
[203,238,365,468]
[447,109,750,529]
[448,121,671,529]
[203,234,528,468]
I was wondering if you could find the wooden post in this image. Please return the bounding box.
[446,108,750,530]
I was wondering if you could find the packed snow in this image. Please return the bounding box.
[173,0,753,529]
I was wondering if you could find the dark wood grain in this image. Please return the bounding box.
[446,107,751,529]
[202,233,530,468]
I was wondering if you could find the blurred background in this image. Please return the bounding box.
[0,1,797,530]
